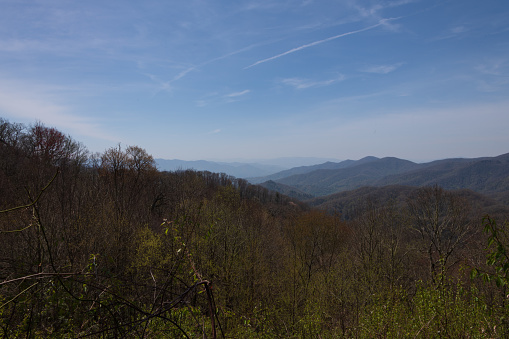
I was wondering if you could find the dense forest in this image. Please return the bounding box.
[1,117,509,338]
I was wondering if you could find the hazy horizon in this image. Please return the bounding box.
[1,1,508,161]
[156,153,507,167]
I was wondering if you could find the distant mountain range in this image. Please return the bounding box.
[254,153,509,205]
[154,157,340,179]
[248,156,380,184]
[156,153,509,206]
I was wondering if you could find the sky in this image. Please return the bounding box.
[1,0,508,162]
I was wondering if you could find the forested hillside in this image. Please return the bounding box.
[1,118,509,338]
[248,156,380,184]
[258,154,509,202]
[308,185,509,221]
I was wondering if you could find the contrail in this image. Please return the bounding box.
[172,44,261,82]
[245,19,395,69]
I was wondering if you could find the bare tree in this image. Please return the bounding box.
[407,185,474,281]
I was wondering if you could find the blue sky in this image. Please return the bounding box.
[1,0,508,162]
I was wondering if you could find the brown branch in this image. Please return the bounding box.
[0,169,59,215]
[0,272,94,286]
[0,282,39,308]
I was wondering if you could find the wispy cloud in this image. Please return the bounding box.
[196,100,208,107]
[141,49,249,93]
[245,19,396,69]
[362,63,403,74]
[172,67,196,81]
[281,75,345,89]
[196,89,251,107]
[355,0,416,17]
[0,79,116,142]
[300,0,314,7]
[160,44,262,85]
[241,1,280,11]
[431,25,471,41]
[473,57,509,92]
[224,89,251,103]
[225,89,251,98]
[0,39,50,53]
[351,0,415,32]
[208,129,221,134]
[143,73,173,94]
[451,26,468,34]
[475,58,508,76]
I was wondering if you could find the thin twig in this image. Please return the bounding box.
[414,314,436,338]
[0,169,59,215]
[0,282,38,308]
[0,272,93,286]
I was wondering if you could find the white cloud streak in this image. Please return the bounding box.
[362,63,403,74]
[225,89,251,97]
[196,89,251,107]
[281,75,345,89]
[143,73,173,94]
[245,19,395,69]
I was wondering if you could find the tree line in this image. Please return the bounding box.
[1,117,508,338]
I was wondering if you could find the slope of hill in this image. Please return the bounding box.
[307,185,509,220]
[276,157,420,196]
[259,153,509,203]
[249,156,378,184]
[259,180,314,201]
[374,153,509,203]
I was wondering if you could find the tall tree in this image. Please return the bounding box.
[407,185,474,281]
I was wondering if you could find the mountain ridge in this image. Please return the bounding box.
[155,157,341,179]
[275,157,420,196]
[256,153,509,203]
[248,156,379,184]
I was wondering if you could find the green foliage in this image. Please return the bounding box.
[472,216,509,287]
[131,226,165,271]
[221,305,279,338]
[359,282,497,338]
[411,282,495,338]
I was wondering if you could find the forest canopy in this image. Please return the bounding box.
[1,117,508,338]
